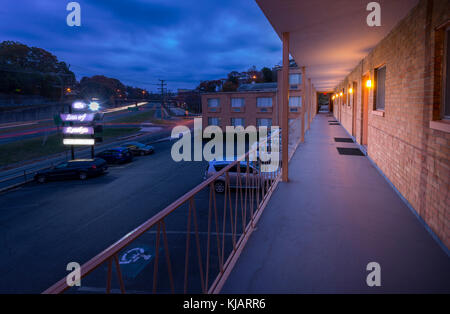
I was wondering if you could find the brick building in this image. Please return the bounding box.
[329,0,449,248]
[201,66,306,131]
[258,0,449,248]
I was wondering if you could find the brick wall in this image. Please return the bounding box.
[334,0,450,248]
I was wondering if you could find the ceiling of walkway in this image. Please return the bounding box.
[256,0,419,91]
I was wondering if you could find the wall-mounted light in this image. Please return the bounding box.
[366,80,372,88]
[340,92,343,97]
[349,88,353,94]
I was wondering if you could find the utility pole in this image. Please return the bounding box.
[156,79,167,120]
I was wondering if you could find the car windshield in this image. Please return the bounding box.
[128,142,145,148]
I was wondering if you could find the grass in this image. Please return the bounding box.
[0,134,67,167]
[102,127,141,139]
[111,109,156,124]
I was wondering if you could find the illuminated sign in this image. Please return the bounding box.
[60,113,95,123]
[72,101,86,110]
[63,126,94,135]
[63,138,95,146]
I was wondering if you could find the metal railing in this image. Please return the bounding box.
[43,140,282,294]
[0,164,55,193]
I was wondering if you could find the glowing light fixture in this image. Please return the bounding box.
[63,138,95,146]
[340,92,343,97]
[366,80,372,88]
[72,101,86,110]
[89,102,100,111]
[349,88,353,94]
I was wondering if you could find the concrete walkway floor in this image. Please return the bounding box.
[222,113,450,293]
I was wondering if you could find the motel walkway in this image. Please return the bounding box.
[222,113,450,293]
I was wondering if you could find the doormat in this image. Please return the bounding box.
[336,147,365,156]
[334,137,354,143]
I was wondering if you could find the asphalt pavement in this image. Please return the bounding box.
[0,139,213,293]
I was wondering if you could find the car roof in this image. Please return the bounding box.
[68,159,94,163]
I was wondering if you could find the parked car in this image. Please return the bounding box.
[204,160,266,193]
[34,159,108,183]
[123,141,154,156]
[96,147,133,164]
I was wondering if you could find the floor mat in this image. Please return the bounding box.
[336,147,365,156]
[334,137,354,143]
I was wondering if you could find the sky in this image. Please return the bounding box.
[0,0,282,92]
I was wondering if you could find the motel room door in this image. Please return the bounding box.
[361,75,369,147]
[351,82,357,137]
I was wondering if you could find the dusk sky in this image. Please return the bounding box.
[0,0,282,92]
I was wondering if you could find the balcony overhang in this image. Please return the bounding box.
[256,0,419,91]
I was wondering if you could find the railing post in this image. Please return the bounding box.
[281,31,290,182]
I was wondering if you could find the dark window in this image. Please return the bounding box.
[444,28,450,118]
[375,66,386,110]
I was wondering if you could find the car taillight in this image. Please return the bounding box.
[92,165,97,169]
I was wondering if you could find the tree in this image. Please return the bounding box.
[261,67,273,82]
[0,41,76,99]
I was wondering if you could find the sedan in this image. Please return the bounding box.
[96,147,134,164]
[123,141,155,156]
[34,159,108,183]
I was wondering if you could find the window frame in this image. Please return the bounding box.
[442,25,450,120]
[374,65,386,111]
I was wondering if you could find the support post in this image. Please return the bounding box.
[300,66,305,143]
[281,32,290,182]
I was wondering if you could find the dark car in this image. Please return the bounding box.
[123,141,154,156]
[96,147,133,164]
[34,159,108,183]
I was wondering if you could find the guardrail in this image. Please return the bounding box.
[0,164,55,193]
[43,138,282,294]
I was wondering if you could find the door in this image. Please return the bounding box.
[361,75,369,146]
[352,82,357,137]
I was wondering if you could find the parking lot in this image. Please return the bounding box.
[0,135,270,293]
[0,139,211,293]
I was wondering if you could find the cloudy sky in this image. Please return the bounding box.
[0,0,282,91]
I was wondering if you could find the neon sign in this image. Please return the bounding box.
[60,113,95,123]
[63,126,94,135]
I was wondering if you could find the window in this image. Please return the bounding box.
[257,118,272,128]
[231,118,245,127]
[443,28,450,119]
[208,117,220,126]
[231,98,244,108]
[289,96,302,112]
[375,66,386,110]
[231,98,244,112]
[289,73,302,85]
[207,98,220,112]
[256,97,273,107]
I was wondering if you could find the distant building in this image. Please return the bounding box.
[201,66,305,131]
